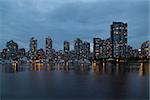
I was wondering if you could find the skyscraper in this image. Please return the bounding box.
[93,38,103,60]
[82,41,90,59]
[30,37,37,58]
[93,38,112,60]
[45,36,52,56]
[111,22,128,58]
[74,38,82,60]
[64,40,70,53]
[105,38,112,58]
[126,45,133,58]
[37,48,45,60]
[141,41,150,58]
[17,48,26,58]
[1,48,8,60]
[6,40,18,59]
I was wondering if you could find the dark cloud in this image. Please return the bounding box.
[0,0,149,51]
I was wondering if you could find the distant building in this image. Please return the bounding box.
[45,36,52,56]
[30,37,37,58]
[105,38,112,58]
[111,22,128,58]
[132,49,139,58]
[141,41,150,58]
[93,38,103,60]
[126,45,133,58]
[17,48,26,58]
[1,48,9,60]
[82,41,90,59]
[6,40,18,59]
[74,38,83,60]
[93,38,112,60]
[69,50,76,60]
[55,50,63,61]
[37,49,45,60]
[64,40,70,53]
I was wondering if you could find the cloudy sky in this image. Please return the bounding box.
[0,0,149,51]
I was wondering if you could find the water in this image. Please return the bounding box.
[0,62,149,100]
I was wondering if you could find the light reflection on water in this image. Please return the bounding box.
[0,62,149,99]
[1,62,150,76]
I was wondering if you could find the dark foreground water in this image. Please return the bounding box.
[0,62,149,100]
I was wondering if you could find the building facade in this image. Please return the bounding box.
[93,38,112,60]
[82,41,90,59]
[17,48,26,58]
[6,40,18,59]
[30,37,37,58]
[141,41,150,58]
[111,22,128,58]
[126,45,133,58]
[74,38,83,60]
[1,48,9,60]
[93,38,103,60]
[37,48,45,60]
[45,36,52,55]
[64,40,70,53]
[105,38,112,58]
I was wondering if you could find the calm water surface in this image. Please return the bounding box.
[0,62,149,100]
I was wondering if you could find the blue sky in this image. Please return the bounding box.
[0,0,149,51]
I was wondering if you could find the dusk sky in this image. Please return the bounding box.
[0,0,149,51]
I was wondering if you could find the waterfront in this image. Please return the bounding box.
[0,62,149,100]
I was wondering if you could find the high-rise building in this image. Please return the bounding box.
[1,48,9,60]
[45,36,52,55]
[126,45,133,58]
[37,48,45,60]
[69,50,76,60]
[141,41,150,58]
[105,38,112,58]
[93,38,112,59]
[111,22,128,58]
[6,40,18,59]
[30,37,37,58]
[17,48,26,58]
[64,40,70,53]
[93,38,103,60]
[132,49,139,58]
[82,41,90,59]
[55,50,63,61]
[74,38,83,60]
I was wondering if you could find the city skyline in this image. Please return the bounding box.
[0,29,149,52]
[0,1,149,100]
[0,21,148,52]
[0,21,149,52]
[0,0,149,50]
